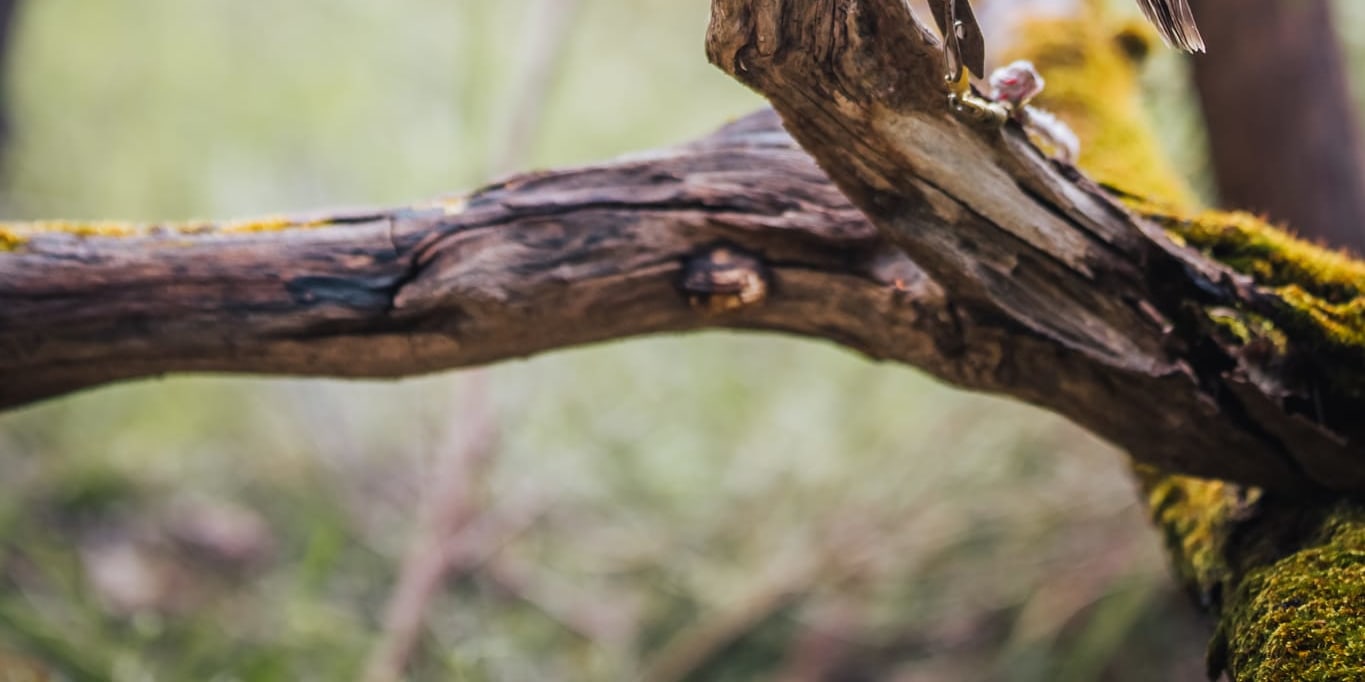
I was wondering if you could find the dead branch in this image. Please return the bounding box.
[2,2,1362,676]
[0,115,900,410]
[0,97,1360,495]
[703,0,1364,493]
[363,374,500,682]
[697,4,1365,676]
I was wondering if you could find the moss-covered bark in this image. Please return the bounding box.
[1144,471,1365,679]
[1010,10,1365,679]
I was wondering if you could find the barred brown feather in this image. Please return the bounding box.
[1135,0,1206,53]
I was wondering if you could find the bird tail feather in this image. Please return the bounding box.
[1135,0,1205,53]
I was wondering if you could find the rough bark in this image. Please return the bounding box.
[702,0,1365,495]
[4,1,1365,676]
[1189,0,1365,253]
[0,96,1354,497]
[2,3,1365,496]
[978,10,1365,675]
[0,117,912,408]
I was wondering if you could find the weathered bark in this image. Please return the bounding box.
[702,0,1365,495]
[704,4,1365,676]
[0,98,1355,497]
[1,2,1364,498]
[3,0,1365,676]
[0,118,913,408]
[1189,0,1365,254]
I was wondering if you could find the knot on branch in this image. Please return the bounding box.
[680,245,769,315]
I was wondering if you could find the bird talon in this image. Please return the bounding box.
[947,91,1008,126]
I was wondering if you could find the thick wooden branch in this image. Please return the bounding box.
[3,0,1364,499]
[0,99,1360,496]
[0,112,944,409]
[704,0,1364,494]
[4,3,1359,675]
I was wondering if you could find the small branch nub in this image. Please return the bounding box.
[681,246,770,314]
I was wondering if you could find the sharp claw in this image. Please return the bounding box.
[947,91,1008,126]
[933,0,1000,125]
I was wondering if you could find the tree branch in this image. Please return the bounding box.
[4,0,1365,499]
[5,2,1363,675]
[699,4,1365,676]
[0,94,1359,497]
[0,113,926,408]
[703,0,1365,494]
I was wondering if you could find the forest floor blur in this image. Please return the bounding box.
[5,0,1362,679]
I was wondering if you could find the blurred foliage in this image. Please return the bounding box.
[5,0,1361,680]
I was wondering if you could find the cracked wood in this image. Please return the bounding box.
[0,99,1360,492]
[704,0,1362,493]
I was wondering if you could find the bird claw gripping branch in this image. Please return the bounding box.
[929,0,1203,125]
[930,0,1008,125]
[927,1,1078,161]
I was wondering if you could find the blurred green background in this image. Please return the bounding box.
[2,1,1359,680]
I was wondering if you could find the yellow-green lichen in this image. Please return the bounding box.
[0,215,337,245]
[1015,8,1365,679]
[0,220,145,239]
[1156,210,1365,397]
[1140,468,1243,596]
[427,194,468,216]
[218,215,326,234]
[1003,17,1193,208]
[0,226,24,252]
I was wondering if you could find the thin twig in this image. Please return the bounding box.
[362,372,498,682]
[362,2,584,677]
[639,517,889,682]
[490,0,585,177]
[483,552,640,650]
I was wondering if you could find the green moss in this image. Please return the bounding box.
[1208,308,1253,346]
[1142,474,1365,679]
[1278,286,1365,350]
[1219,505,1365,680]
[1206,307,1289,355]
[1154,210,1365,398]
[1173,211,1365,303]
[1152,211,1365,678]
[1013,8,1365,679]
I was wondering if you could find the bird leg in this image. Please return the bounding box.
[928,0,1007,125]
